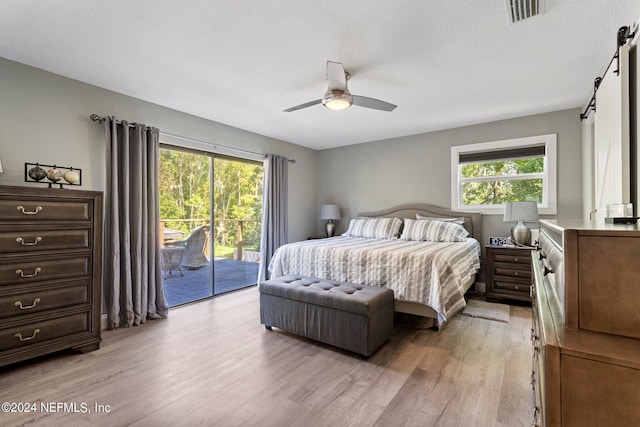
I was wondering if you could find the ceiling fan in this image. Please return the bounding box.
[284,61,397,113]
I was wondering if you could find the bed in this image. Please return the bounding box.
[268,204,482,328]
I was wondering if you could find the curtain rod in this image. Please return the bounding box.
[89,114,295,163]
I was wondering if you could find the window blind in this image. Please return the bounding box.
[458,144,545,164]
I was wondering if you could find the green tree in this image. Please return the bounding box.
[461,158,543,205]
[159,149,263,256]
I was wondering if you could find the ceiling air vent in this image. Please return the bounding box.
[506,0,544,24]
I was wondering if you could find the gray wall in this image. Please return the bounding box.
[0,57,318,243]
[316,108,583,245]
[0,55,584,248]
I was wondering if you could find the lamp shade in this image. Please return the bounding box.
[503,201,539,222]
[320,204,341,221]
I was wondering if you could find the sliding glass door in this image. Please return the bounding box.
[159,146,263,307]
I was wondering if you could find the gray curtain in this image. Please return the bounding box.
[104,117,169,328]
[258,154,289,284]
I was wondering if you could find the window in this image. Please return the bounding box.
[451,134,557,214]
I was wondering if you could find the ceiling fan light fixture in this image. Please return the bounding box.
[322,90,353,111]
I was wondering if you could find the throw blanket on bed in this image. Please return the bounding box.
[268,236,481,324]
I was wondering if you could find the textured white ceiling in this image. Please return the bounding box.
[0,1,638,150]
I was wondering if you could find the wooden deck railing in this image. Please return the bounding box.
[160,218,259,261]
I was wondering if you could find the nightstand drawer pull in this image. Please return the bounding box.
[514,257,519,262]
[15,329,40,342]
[14,298,41,310]
[16,236,42,246]
[16,206,43,215]
[16,268,42,278]
[514,271,519,276]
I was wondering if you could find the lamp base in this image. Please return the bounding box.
[325,221,336,238]
[511,220,531,246]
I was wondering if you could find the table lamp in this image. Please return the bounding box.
[320,204,341,237]
[503,201,538,246]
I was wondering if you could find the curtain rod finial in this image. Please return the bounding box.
[90,114,105,122]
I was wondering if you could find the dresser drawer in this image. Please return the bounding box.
[0,283,89,319]
[0,311,89,352]
[0,198,91,221]
[0,255,91,286]
[0,228,91,254]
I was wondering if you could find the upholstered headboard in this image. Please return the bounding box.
[358,203,482,242]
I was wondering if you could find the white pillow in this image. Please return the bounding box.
[416,213,466,226]
[400,218,469,242]
[343,217,403,239]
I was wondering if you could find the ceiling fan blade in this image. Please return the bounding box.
[283,99,322,112]
[352,95,397,112]
[326,61,347,91]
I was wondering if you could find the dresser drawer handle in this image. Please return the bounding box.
[514,257,519,262]
[16,206,43,215]
[16,268,42,278]
[514,271,519,276]
[15,329,40,342]
[16,236,42,246]
[514,285,519,290]
[14,298,41,310]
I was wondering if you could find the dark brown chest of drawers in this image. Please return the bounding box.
[0,185,103,367]
[485,245,532,302]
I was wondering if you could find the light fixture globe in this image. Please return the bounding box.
[322,89,353,111]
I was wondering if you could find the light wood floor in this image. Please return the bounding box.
[1,287,533,427]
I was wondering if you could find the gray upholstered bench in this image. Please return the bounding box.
[259,275,394,357]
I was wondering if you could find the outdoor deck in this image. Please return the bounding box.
[163,258,259,307]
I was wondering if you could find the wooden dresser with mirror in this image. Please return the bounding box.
[532,219,640,426]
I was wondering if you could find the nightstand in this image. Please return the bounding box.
[485,245,533,302]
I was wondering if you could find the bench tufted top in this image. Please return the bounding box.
[259,275,394,315]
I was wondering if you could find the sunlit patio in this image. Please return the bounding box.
[163,258,259,307]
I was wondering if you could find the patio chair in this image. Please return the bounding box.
[165,224,210,269]
[161,246,185,278]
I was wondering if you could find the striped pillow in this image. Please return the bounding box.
[400,218,469,242]
[416,214,466,226]
[343,217,403,239]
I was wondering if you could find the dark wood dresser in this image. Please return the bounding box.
[0,185,103,367]
[532,220,640,426]
[485,245,532,302]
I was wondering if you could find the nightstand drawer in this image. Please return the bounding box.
[494,280,531,293]
[494,267,531,279]
[494,253,531,265]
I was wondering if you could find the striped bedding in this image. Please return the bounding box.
[268,236,481,324]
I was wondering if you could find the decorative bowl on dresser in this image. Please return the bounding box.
[485,245,532,302]
[0,185,103,367]
[532,219,640,426]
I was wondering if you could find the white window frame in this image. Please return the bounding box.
[450,134,557,215]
